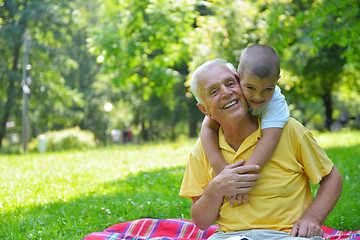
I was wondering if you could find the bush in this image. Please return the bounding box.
[28,127,96,152]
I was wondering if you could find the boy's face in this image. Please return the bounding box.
[239,72,278,110]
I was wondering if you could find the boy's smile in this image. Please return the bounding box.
[239,73,278,110]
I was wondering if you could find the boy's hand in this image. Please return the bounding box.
[227,195,236,207]
[237,193,248,205]
[228,193,249,207]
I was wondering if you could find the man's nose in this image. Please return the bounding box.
[220,86,232,98]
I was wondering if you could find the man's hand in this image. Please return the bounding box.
[290,217,324,238]
[191,160,260,230]
[213,160,260,199]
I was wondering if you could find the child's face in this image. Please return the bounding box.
[239,73,278,110]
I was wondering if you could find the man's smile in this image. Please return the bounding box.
[223,100,238,109]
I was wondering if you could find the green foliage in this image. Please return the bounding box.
[89,0,202,141]
[265,0,360,129]
[1,0,360,149]
[0,0,104,148]
[28,127,96,152]
[90,0,194,93]
[0,132,359,239]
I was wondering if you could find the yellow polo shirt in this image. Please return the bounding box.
[179,118,333,233]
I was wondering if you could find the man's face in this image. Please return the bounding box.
[197,64,248,123]
[239,72,278,110]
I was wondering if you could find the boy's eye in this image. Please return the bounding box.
[264,88,274,92]
[247,86,255,91]
[227,81,235,87]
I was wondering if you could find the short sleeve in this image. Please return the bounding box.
[256,86,290,129]
[297,131,334,185]
[179,139,213,198]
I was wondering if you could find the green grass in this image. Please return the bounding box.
[1,130,360,239]
[312,130,360,229]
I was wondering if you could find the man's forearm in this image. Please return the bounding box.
[190,162,261,230]
[303,166,343,224]
[191,180,224,230]
[291,166,343,238]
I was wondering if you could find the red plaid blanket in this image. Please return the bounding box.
[83,218,360,240]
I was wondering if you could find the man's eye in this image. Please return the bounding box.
[210,89,218,95]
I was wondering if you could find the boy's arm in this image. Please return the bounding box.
[246,127,282,168]
[235,127,282,206]
[200,116,228,176]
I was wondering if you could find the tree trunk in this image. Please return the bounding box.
[141,119,149,142]
[0,43,22,149]
[322,92,333,131]
[187,97,200,138]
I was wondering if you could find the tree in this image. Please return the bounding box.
[266,0,360,129]
[0,0,102,149]
[89,0,198,141]
[0,0,33,149]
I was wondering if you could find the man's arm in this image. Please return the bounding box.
[190,161,260,230]
[290,166,343,238]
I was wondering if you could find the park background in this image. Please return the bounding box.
[0,0,359,239]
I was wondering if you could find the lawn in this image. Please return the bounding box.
[1,130,359,239]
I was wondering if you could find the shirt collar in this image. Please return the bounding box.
[218,117,261,157]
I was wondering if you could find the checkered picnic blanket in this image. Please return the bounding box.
[83,218,360,240]
[322,225,360,240]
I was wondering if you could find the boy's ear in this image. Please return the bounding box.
[197,103,208,116]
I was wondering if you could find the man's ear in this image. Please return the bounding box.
[235,73,240,83]
[197,103,208,116]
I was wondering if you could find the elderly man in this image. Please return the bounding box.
[179,59,343,240]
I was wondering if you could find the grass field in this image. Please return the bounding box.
[1,130,359,239]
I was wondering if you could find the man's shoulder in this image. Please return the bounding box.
[192,138,207,160]
[283,117,310,136]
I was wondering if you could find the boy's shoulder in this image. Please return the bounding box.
[272,85,283,99]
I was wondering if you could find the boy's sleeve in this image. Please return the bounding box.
[256,86,290,129]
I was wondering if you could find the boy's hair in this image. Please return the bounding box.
[238,44,280,79]
[190,59,236,104]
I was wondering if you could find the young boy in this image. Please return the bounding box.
[200,45,290,206]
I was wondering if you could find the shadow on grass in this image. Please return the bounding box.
[0,166,193,240]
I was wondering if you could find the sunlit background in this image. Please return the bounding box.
[1,0,359,153]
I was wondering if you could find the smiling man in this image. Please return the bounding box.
[179,59,343,240]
